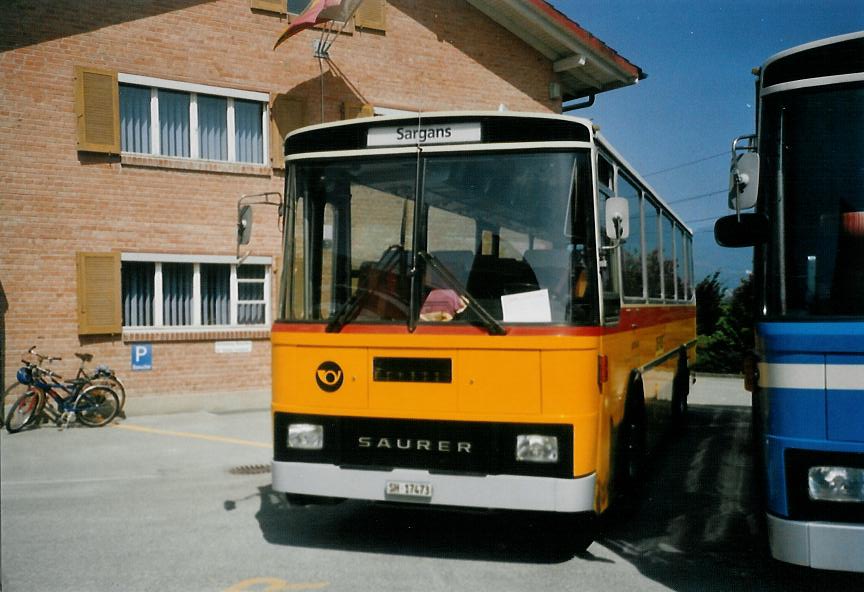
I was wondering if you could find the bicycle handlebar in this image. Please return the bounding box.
[24,347,61,364]
[22,361,64,384]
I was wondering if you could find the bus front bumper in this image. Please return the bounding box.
[273,461,596,513]
[767,513,864,572]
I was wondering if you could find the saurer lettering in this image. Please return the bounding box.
[358,436,471,453]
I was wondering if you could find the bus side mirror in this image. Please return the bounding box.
[728,152,760,211]
[714,213,768,248]
[605,197,630,242]
[238,205,252,246]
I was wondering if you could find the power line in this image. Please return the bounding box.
[644,151,728,177]
[685,214,723,225]
[668,189,726,205]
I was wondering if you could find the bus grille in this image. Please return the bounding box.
[274,412,573,479]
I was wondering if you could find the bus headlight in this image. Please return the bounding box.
[287,424,324,450]
[808,466,864,503]
[516,435,559,463]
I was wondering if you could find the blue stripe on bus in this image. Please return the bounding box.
[759,321,864,354]
[762,353,824,365]
[765,388,826,440]
[827,354,864,365]
[828,390,864,443]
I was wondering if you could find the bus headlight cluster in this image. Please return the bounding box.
[808,466,864,503]
[287,423,324,450]
[515,434,558,463]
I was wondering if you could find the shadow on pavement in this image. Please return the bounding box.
[244,404,864,588]
[252,487,583,564]
[600,404,864,592]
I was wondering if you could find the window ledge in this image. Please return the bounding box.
[120,153,273,177]
[122,327,270,343]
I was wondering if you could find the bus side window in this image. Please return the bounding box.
[597,154,621,322]
[644,200,662,300]
[619,174,644,301]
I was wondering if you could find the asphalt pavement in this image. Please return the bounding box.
[2,375,863,592]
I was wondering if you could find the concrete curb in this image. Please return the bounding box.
[123,389,270,417]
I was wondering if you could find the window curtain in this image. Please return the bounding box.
[235,99,263,164]
[162,263,193,326]
[119,84,151,154]
[201,264,230,325]
[158,89,190,158]
[122,261,154,326]
[198,94,228,161]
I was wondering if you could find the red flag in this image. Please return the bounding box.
[274,0,363,49]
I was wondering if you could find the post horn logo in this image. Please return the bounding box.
[315,361,344,392]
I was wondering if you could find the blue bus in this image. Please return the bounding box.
[715,31,864,572]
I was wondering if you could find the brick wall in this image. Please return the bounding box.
[0,0,559,399]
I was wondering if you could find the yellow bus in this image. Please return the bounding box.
[252,111,695,550]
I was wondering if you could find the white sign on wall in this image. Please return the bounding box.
[215,341,253,354]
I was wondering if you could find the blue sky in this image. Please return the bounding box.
[552,0,864,289]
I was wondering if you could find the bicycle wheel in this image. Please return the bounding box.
[2,382,30,428]
[73,385,119,427]
[5,388,44,434]
[89,375,126,413]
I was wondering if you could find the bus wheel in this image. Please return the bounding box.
[285,493,343,506]
[538,511,597,555]
[671,351,690,432]
[614,382,646,502]
[566,512,598,554]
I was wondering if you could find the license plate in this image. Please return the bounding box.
[385,480,433,500]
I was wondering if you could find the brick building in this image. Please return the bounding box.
[0,0,642,408]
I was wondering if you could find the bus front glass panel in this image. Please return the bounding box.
[283,150,597,326]
[761,83,864,317]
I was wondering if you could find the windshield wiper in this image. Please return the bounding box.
[326,245,404,333]
[417,251,506,336]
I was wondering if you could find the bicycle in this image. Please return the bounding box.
[3,347,127,429]
[73,352,127,417]
[5,351,120,433]
[1,348,50,429]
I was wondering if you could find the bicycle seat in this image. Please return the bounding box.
[75,352,94,362]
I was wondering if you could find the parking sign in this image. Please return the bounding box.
[131,343,152,371]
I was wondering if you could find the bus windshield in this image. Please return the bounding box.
[282,150,596,327]
[761,83,864,317]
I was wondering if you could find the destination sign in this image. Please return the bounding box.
[367,122,482,147]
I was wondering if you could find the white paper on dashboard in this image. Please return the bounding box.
[501,289,552,323]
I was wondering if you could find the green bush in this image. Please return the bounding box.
[693,272,754,374]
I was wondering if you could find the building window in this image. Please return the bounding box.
[201,264,231,325]
[234,99,264,164]
[197,95,228,161]
[119,84,151,154]
[159,89,191,158]
[161,262,194,326]
[237,264,267,324]
[287,0,310,13]
[118,74,268,165]
[122,255,271,330]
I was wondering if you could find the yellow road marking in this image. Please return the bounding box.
[224,577,329,591]
[113,423,270,448]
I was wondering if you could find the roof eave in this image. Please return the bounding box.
[465,0,645,99]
